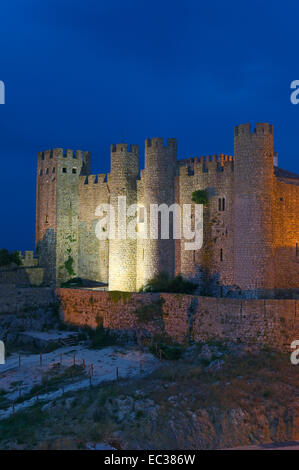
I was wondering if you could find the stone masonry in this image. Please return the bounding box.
[57,288,299,352]
[36,123,299,298]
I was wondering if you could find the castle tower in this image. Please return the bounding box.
[141,138,177,286]
[108,143,139,291]
[36,148,91,284]
[233,123,274,296]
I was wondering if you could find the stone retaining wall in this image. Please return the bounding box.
[56,289,299,352]
[0,286,56,314]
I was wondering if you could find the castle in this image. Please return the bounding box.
[35,123,299,298]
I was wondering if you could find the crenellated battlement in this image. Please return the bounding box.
[178,154,234,176]
[38,148,91,161]
[79,174,108,187]
[234,122,273,137]
[145,137,177,149]
[110,143,139,154]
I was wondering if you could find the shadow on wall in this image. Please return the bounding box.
[36,228,57,285]
[197,269,299,300]
[0,265,44,287]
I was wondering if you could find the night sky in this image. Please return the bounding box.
[1,0,299,251]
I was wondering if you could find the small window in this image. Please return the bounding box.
[218,197,225,211]
[46,168,49,175]
[52,167,55,173]
[39,170,43,176]
[72,168,77,174]
[45,215,49,224]
[62,168,67,173]
[220,248,223,262]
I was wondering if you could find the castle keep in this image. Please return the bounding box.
[36,123,299,298]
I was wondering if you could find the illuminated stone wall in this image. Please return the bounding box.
[108,144,139,291]
[36,123,299,297]
[57,288,299,352]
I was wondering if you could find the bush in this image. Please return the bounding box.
[89,325,117,349]
[0,249,22,267]
[150,340,184,360]
[191,189,209,205]
[142,272,197,294]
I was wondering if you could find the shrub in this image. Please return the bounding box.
[142,272,197,294]
[89,325,117,349]
[64,256,75,277]
[150,341,184,360]
[0,249,22,267]
[149,334,184,360]
[191,189,209,205]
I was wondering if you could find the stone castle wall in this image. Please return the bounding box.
[108,144,139,291]
[0,267,44,286]
[57,288,299,352]
[0,286,56,313]
[78,174,109,283]
[273,178,299,291]
[177,155,234,294]
[36,123,299,297]
[233,123,275,294]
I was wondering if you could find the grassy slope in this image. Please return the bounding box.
[0,345,298,450]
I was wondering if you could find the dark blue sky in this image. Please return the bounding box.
[1,0,299,251]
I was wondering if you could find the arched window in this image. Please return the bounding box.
[218,197,226,211]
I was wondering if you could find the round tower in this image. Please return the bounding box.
[142,138,177,286]
[108,143,139,291]
[233,123,274,297]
